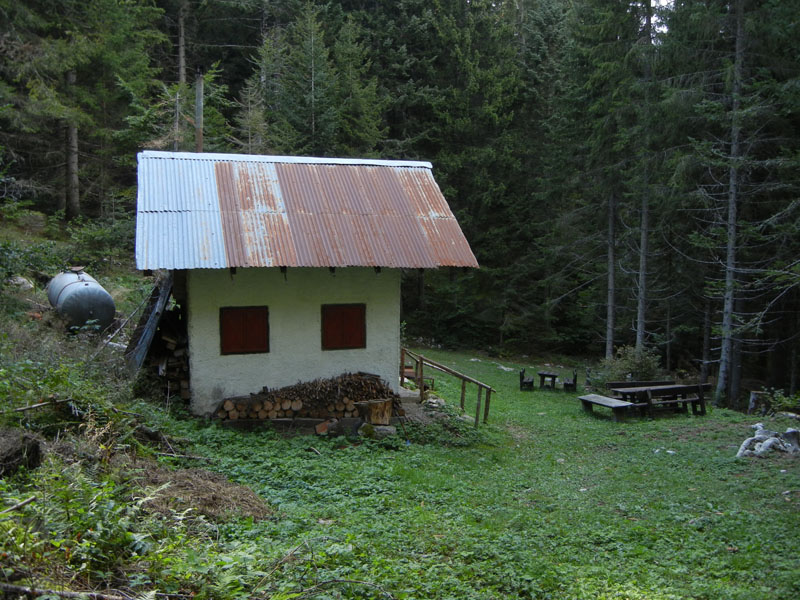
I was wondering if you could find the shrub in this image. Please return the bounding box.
[65,215,135,272]
[764,388,800,413]
[591,345,663,386]
[0,240,65,284]
[0,198,33,224]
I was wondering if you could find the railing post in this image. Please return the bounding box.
[398,351,493,424]
[474,386,483,427]
[418,355,425,402]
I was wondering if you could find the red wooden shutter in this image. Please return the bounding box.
[220,307,269,354]
[321,304,366,350]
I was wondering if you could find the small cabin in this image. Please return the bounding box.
[134,151,478,416]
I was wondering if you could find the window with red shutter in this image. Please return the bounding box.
[220,306,269,354]
[321,304,366,350]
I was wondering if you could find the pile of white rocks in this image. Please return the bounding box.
[736,423,800,458]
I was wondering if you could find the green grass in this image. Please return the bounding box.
[2,335,799,599]
[158,348,799,599]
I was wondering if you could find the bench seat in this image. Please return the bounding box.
[579,394,633,422]
[641,384,709,417]
[644,394,705,416]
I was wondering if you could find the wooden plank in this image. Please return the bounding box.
[124,272,173,373]
[606,380,675,389]
[579,394,632,422]
[579,394,633,409]
[403,348,494,390]
[611,383,711,396]
[646,396,700,405]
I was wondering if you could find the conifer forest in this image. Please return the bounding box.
[2,0,799,406]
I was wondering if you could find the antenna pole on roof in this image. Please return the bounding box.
[195,66,204,153]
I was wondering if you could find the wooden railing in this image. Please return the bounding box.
[400,348,495,426]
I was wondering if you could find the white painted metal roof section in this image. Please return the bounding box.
[138,150,433,169]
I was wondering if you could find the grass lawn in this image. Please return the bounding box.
[156,347,800,599]
[2,332,798,599]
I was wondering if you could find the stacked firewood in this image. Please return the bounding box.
[215,372,397,421]
[150,309,190,401]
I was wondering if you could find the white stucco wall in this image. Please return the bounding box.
[185,267,401,415]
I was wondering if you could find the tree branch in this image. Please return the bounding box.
[0,582,128,600]
[0,495,36,514]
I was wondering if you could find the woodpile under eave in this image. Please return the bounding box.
[215,372,398,423]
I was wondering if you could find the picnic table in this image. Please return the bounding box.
[537,371,558,389]
[609,383,710,418]
[580,381,710,420]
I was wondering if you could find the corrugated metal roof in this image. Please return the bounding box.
[135,151,479,270]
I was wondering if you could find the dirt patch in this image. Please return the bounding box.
[506,423,530,443]
[397,387,441,425]
[660,421,740,442]
[132,461,271,522]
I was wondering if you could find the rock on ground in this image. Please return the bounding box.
[358,423,397,439]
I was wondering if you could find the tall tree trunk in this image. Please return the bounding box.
[791,302,799,395]
[195,68,204,152]
[715,0,744,404]
[177,1,186,85]
[605,191,616,359]
[730,332,743,408]
[635,0,653,353]
[636,193,648,351]
[64,69,80,221]
[174,1,187,151]
[665,298,672,372]
[700,296,711,384]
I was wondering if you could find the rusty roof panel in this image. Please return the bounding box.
[397,167,452,217]
[136,151,478,270]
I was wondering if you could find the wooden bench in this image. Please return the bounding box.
[520,368,535,391]
[639,383,709,418]
[563,369,578,392]
[579,394,634,422]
